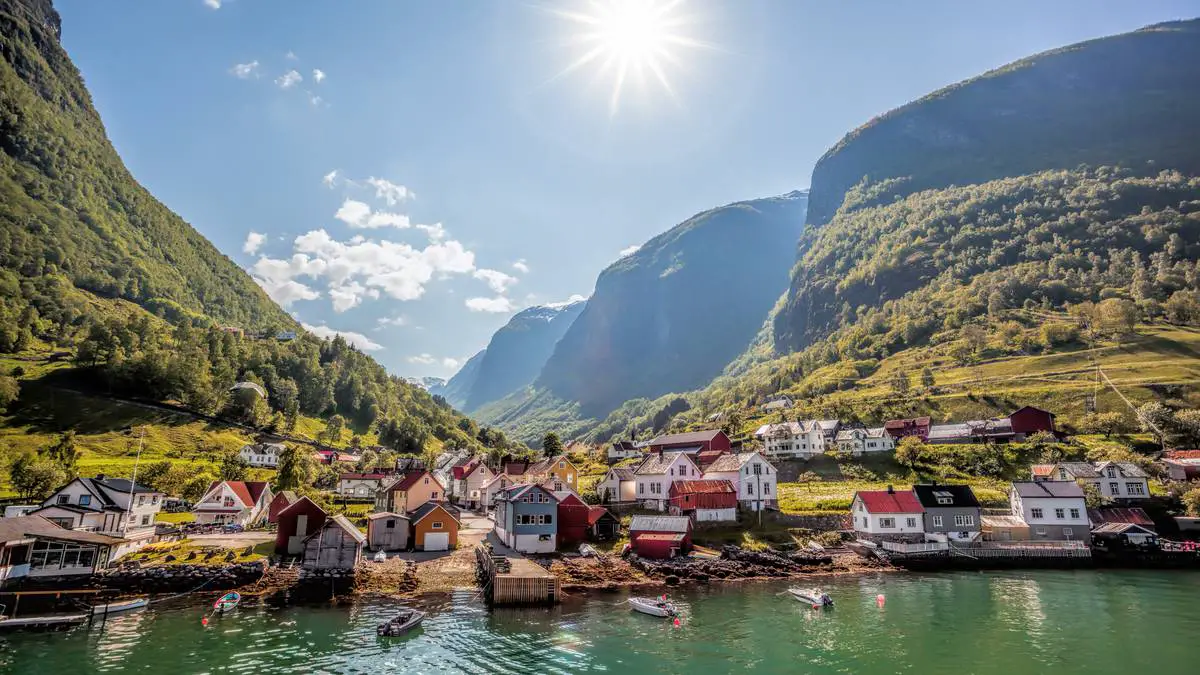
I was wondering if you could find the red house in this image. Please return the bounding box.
[267,490,299,524]
[644,430,731,454]
[275,496,327,555]
[556,493,591,548]
[1009,406,1057,436]
[668,480,737,521]
[629,515,693,559]
[884,417,931,441]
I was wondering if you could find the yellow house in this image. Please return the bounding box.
[374,471,445,514]
[527,455,578,490]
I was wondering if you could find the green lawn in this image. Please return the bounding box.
[155,511,196,524]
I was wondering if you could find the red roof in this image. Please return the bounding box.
[207,480,269,508]
[503,462,531,476]
[557,493,588,507]
[884,417,931,430]
[339,473,389,481]
[1031,464,1055,477]
[387,470,439,493]
[671,480,735,495]
[856,490,924,514]
[1088,507,1154,527]
[587,506,615,525]
[1165,450,1200,459]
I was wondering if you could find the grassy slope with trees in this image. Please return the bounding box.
[0,0,530,502]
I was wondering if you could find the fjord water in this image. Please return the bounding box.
[3,570,1199,674]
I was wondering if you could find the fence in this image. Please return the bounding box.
[882,541,948,554]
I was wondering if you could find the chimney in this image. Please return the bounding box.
[887,485,894,494]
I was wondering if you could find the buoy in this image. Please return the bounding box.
[876,594,886,607]
[673,617,681,628]
[812,603,821,610]
[201,617,209,626]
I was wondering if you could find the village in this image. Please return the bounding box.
[2,400,1199,628]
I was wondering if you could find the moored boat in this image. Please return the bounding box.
[213,591,241,612]
[377,608,425,637]
[628,596,677,617]
[90,597,149,615]
[787,588,833,607]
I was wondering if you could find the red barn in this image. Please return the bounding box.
[587,506,620,541]
[629,515,693,559]
[556,493,591,548]
[644,430,731,455]
[267,490,299,524]
[884,417,931,441]
[1009,406,1057,436]
[275,496,327,555]
[668,480,737,522]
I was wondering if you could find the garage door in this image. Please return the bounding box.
[424,532,450,551]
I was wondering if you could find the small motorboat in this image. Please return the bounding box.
[377,608,426,637]
[628,596,677,617]
[213,591,241,613]
[90,597,149,615]
[788,588,833,607]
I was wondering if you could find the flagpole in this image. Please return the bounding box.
[124,427,145,539]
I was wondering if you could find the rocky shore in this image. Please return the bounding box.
[93,561,267,593]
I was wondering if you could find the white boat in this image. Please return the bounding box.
[629,596,677,617]
[787,588,834,607]
[91,598,149,615]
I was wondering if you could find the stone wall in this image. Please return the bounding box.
[93,561,267,593]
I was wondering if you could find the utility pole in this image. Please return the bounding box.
[123,426,145,539]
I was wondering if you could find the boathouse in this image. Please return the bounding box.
[301,514,365,571]
[275,496,327,555]
[366,512,410,551]
[629,515,692,559]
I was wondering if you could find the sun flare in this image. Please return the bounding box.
[549,0,706,116]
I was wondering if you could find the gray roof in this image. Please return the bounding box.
[647,430,726,446]
[630,515,691,533]
[704,452,759,473]
[0,515,125,546]
[912,484,981,508]
[608,467,635,481]
[1056,462,1100,478]
[1012,481,1085,499]
[1094,461,1148,478]
[634,451,695,475]
[319,514,366,544]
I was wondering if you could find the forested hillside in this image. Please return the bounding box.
[0,0,524,493]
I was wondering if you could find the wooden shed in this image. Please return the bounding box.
[587,506,619,541]
[556,493,591,548]
[275,496,327,555]
[366,512,410,551]
[629,515,692,559]
[301,514,366,571]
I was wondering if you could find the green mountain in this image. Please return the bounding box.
[0,0,524,479]
[774,18,1200,354]
[0,0,292,330]
[461,300,586,412]
[477,191,808,442]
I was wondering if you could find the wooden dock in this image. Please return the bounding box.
[475,546,560,606]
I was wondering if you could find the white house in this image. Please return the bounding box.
[1093,461,1151,500]
[238,442,284,468]
[850,487,926,543]
[1010,481,1090,543]
[0,516,126,585]
[634,451,703,511]
[481,473,515,510]
[753,422,825,459]
[193,481,273,527]
[761,397,794,411]
[702,452,778,512]
[452,459,495,510]
[596,466,637,503]
[31,476,164,557]
[338,472,392,499]
[834,427,895,455]
[607,440,643,462]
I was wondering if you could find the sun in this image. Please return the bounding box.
[548,0,706,116]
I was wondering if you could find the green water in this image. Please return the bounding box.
[2,570,1199,674]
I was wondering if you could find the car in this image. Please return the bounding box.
[221,523,245,533]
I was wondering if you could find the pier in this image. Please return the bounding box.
[474,546,560,606]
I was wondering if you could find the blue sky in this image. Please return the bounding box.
[56,0,1198,378]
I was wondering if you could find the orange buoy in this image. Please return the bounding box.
[201,617,209,626]
[673,617,681,628]
[876,594,886,607]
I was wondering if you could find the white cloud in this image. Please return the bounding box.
[619,244,641,258]
[376,315,408,329]
[254,277,320,307]
[276,70,302,89]
[328,281,379,312]
[408,354,459,369]
[333,199,412,230]
[204,0,221,9]
[308,92,323,107]
[545,294,588,309]
[285,51,298,61]
[322,169,338,188]
[302,322,383,351]
[366,177,411,206]
[242,231,266,255]
[418,223,446,241]
[466,296,516,313]
[512,259,530,274]
[229,61,259,79]
[473,268,517,294]
[312,69,326,84]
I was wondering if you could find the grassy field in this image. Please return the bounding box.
[155,511,196,524]
[120,539,273,565]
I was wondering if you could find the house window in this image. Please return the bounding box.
[539,514,554,525]
[386,519,395,529]
[1058,469,1067,480]
[1063,527,1074,538]
[669,468,674,477]
[906,517,917,528]
[753,464,762,476]
[639,483,644,494]
[763,484,770,495]
[932,515,943,527]
[223,497,236,507]
[431,492,439,500]
[141,515,151,526]
[1031,508,1043,519]
[1035,528,1047,536]
[567,474,574,483]
[746,484,753,495]
[954,515,975,527]
[57,494,70,505]
[151,495,159,504]
[431,521,443,530]
[79,495,91,506]
[138,495,146,506]
[1127,482,1145,496]
[1055,508,1065,519]
[879,518,895,528]
[1106,467,1116,478]
[559,461,565,468]
[1109,482,1120,494]
[1069,508,1080,519]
